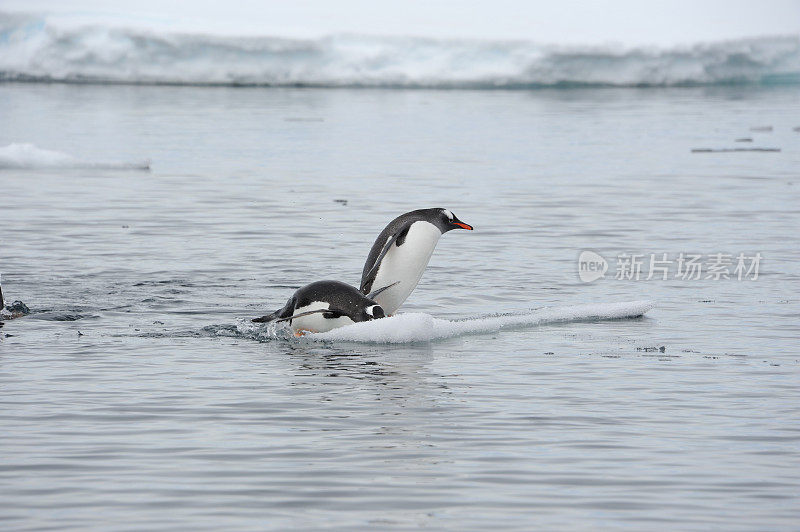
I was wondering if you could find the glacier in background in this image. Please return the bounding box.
[1,12,799,88]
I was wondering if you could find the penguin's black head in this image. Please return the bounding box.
[361,304,385,321]
[434,208,473,233]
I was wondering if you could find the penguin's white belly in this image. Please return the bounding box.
[290,301,355,334]
[371,221,441,314]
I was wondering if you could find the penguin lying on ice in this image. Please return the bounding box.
[252,280,391,336]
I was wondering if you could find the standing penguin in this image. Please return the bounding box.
[360,208,473,315]
[252,280,387,335]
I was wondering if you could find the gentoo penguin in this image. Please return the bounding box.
[252,280,387,335]
[360,208,473,315]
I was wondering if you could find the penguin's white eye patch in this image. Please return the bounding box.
[442,209,453,221]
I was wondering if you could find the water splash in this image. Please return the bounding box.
[1,300,30,320]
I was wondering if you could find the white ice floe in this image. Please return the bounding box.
[307,300,655,343]
[0,143,149,170]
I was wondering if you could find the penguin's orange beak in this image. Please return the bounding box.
[452,221,473,230]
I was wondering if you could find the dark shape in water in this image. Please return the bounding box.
[734,137,753,142]
[1,300,30,320]
[46,313,91,321]
[691,147,780,153]
[636,346,667,352]
[0,275,30,320]
[749,126,773,132]
[6,300,30,314]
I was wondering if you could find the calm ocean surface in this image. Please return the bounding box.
[1,83,799,530]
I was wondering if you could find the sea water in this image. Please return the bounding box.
[1,29,800,531]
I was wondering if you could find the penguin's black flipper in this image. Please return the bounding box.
[360,221,413,294]
[367,281,400,300]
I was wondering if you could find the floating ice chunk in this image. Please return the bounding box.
[309,300,655,343]
[0,143,150,170]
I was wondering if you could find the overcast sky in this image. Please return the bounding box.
[4,0,800,45]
